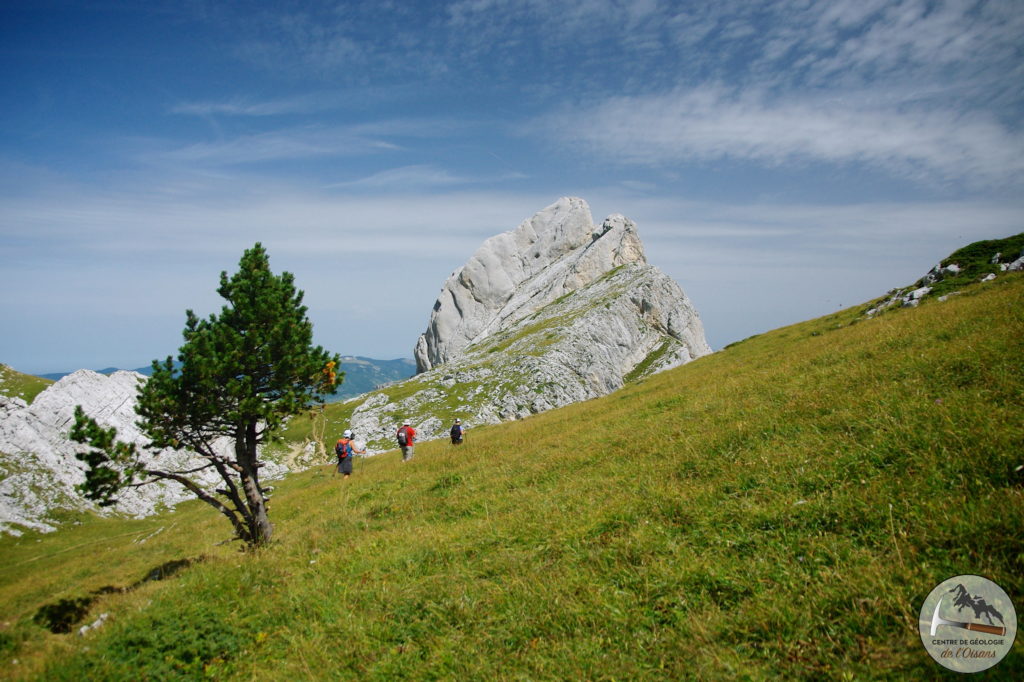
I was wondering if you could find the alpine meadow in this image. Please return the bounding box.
[1,271,1021,679]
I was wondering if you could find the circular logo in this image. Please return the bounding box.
[919,575,1017,673]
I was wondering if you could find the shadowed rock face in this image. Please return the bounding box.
[414,197,649,373]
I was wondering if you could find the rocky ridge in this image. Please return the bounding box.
[346,197,711,452]
[0,370,285,536]
[866,235,1024,316]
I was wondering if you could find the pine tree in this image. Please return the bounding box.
[71,243,342,547]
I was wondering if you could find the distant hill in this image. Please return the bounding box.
[33,357,415,402]
[34,366,161,382]
[329,356,416,400]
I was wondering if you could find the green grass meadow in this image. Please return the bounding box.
[0,366,51,404]
[1,275,1022,679]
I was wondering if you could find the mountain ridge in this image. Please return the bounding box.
[31,356,415,402]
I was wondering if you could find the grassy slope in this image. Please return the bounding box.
[0,366,52,404]
[1,275,1021,679]
[924,232,1024,297]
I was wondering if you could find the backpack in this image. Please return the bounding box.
[397,427,408,447]
[450,424,462,439]
[335,438,352,458]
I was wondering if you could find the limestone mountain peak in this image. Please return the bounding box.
[332,197,713,452]
[414,197,649,372]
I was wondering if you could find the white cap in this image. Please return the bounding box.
[402,419,410,425]
[343,429,352,438]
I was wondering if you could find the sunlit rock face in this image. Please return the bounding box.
[415,197,650,373]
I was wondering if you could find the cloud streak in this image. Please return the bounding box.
[171,94,342,117]
[443,0,1024,96]
[136,118,469,168]
[157,126,401,165]
[545,86,1024,187]
[328,164,527,190]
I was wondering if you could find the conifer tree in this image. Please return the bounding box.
[71,243,341,547]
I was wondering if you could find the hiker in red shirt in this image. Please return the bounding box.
[397,419,416,462]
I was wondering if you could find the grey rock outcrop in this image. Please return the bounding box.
[350,197,711,452]
[0,370,285,536]
[415,197,649,372]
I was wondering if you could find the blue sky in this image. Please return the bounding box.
[2,0,1022,375]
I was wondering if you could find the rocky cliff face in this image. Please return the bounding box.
[415,197,649,372]
[0,370,285,536]
[349,197,711,451]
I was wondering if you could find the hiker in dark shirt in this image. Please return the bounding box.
[450,419,464,445]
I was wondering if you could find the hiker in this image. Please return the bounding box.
[396,420,416,461]
[335,430,365,479]
[450,418,464,445]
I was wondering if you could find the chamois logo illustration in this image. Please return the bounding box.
[949,584,1005,627]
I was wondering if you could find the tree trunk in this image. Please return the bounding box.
[237,422,273,547]
[242,473,273,546]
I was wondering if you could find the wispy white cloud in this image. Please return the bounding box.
[330,165,468,189]
[632,197,1024,258]
[231,6,366,73]
[217,3,450,82]
[4,171,1018,346]
[806,0,1024,79]
[444,0,1024,109]
[328,164,527,190]
[543,85,1024,187]
[657,0,1024,90]
[172,0,1024,110]
[171,94,340,117]
[138,117,470,167]
[156,126,401,165]
[0,180,550,261]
